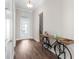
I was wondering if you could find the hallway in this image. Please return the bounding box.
[14,39,57,59]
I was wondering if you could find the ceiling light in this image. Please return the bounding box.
[27,3,33,8]
[27,0,33,8]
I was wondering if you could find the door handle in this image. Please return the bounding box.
[9,40,13,42]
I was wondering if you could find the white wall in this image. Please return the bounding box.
[33,0,74,41]
[61,0,74,39]
[33,0,62,41]
[16,9,34,40]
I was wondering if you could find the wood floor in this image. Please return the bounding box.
[14,39,58,59]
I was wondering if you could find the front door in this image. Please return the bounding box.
[5,0,15,59]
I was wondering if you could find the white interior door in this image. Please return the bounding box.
[5,0,15,59]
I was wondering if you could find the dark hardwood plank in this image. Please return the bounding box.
[14,39,58,59]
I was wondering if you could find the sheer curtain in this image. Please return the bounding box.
[19,16,33,39]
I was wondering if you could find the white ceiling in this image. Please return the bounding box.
[15,0,44,11]
[5,0,44,12]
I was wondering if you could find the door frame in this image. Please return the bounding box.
[39,12,43,42]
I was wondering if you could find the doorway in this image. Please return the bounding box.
[39,12,43,41]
